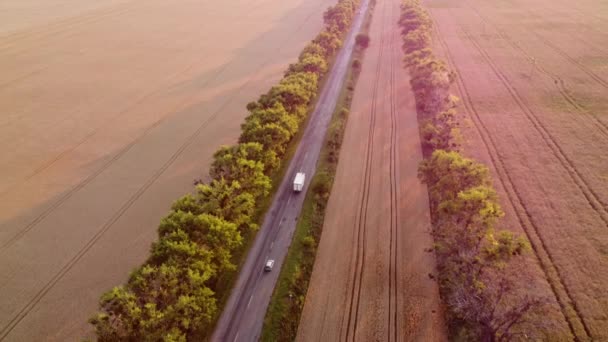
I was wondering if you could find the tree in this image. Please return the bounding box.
[241,121,292,156]
[419,152,537,341]
[420,107,459,152]
[418,149,491,209]
[355,33,370,49]
[399,5,430,35]
[300,42,325,60]
[287,54,328,76]
[90,263,217,341]
[210,143,272,197]
[261,72,318,117]
[402,27,431,54]
[403,48,432,68]
[314,30,342,58]
[151,228,217,275]
[89,286,142,341]
[409,57,455,116]
[242,102,299,140]
[172,179,258,233]
[157,211,242,272]
[323,2,356,33]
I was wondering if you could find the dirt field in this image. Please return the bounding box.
[297,0,446,340]
[425,0,608,339]
[0,0,332,339]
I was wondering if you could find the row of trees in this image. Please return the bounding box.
[89,0,361,341]
[399,1,544,340]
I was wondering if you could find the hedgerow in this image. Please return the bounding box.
[89,0,362,340]
[399,0,544,340]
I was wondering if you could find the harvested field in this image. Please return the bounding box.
[0,0,332,339]
[426,0,608,339]
[297,0,446,340]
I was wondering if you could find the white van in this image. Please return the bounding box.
[293,172,305,192]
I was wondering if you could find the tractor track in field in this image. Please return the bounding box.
[387,0,400,338]
[428,10,591,340]
[0,6,325,338]
[0,2,140,54]
[0,0,320,252]
[388,0,399,339]
[0,0,268,198]
[527,30,608,90]
[461,27,608,225]
[465,3,608,141]
[342,0,387,340]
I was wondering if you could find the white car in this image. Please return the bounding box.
[264,259,275,272]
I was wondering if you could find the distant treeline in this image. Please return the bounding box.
[399,0,544,340]
[89,0,361,340]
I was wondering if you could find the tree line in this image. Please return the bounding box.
[399,1,545,340]
[89,1,361,341]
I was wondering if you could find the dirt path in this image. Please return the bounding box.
[296,0,446,340]
[426,0,608,339]
[0,0,332,340]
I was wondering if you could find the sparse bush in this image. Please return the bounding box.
[339,107,349,118]
[312,171,332,200]
[355,33,370,48]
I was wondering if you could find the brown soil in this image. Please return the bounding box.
[425,0,608,339]
[0,0,332,340]
[296,0,447,340]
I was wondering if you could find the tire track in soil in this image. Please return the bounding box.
[549,0,608,26]
[528,29,608,90]
[0,37,228,252]
[342,0,387,340]
[528,3,608,56]
[0,0,264,127]
[465,3,608,140]
[0,0,313,251]
[0,0,270,91]
[387,0,399,338]
[1,49,201,194]
[0,2,140,54]
[0,6,325,338]
[0,0,268,198]
[0,0,267,56]
[427,11,591,341]
[0,3,164,92]
[460,27,608,225]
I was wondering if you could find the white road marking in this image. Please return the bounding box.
[233,331,240,342]
[247,294,254,308]
[270,241,274,250]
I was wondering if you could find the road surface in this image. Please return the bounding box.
[211,1,371,341]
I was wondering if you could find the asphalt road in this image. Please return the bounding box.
[211,2,371,341]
